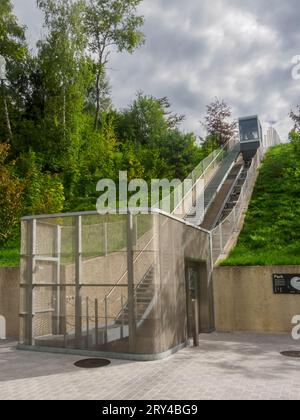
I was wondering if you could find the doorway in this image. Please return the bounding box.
[185,262,201,344]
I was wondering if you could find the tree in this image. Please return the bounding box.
[116,93,202,180]
[84,0,145,129]
[290,106,300,132]
[158,96,185,129]
[202,98,237,147]
[0,0,26,60]
[33,0,92,186]
[0,143,24,245]
[0,0,27,142]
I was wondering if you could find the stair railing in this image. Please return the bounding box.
[172,135,239,220]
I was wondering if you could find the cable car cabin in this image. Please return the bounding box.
[239,115,262,161]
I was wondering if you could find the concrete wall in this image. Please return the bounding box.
[0,267,20,338]
[213,266,300,333]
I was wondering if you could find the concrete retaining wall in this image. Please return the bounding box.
[213,266,300,333]
[0,267,20,338]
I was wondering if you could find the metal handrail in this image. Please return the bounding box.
[210,146,264,264]
[105,144,233,299]
[171,135,238,217]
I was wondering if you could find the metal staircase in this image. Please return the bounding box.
[185,143,241,226]
[115,266,155,326]
[217,159,252,225]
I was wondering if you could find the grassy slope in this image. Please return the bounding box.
[221,143,300,266]
[0,214,152,267]
[0,237,20,267]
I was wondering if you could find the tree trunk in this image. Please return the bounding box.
[2,80,12,140]
[94,71,101,130]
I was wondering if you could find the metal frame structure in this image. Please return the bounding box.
[19,123,281,360]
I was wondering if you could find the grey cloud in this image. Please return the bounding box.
[13,0,300,140]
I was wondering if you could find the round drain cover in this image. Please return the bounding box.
[280,351,300,359]
[74,358,111,369]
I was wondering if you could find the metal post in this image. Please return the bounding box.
[135,217,138,246]
[95,299,99,347]
[219,224,223,252]
[233,207,237,229]
[209,232,214,272]
[86,297,89,348]
[53,225,61,335]
[192,185,196,207]
[127,213,136,352]
[120,295,124,339]
[26,219,36,346]
[192,299,199,347]
[104,295,108,345]
[75,216,82,348]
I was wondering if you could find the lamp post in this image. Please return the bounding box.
[0,55,12,140]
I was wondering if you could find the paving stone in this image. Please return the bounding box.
[1,333,300,400]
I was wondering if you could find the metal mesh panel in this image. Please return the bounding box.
[20,212,212,355]
[35,221,57,257]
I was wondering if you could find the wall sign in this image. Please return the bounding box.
[273,274,300,295]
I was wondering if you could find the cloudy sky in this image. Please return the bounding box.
[12,0,300,140]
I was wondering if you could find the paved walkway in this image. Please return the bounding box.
[1,333,300,400]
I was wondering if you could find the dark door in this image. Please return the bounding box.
[185,262,200,343]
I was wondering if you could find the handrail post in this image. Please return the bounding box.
[75,215,82,348]
[127,213,136,352]
[85,297,89,348]
[219,224,223,253]
[95,299,99,347]
[26,218,36,346]
[120,295,124,339]
[104,295,108,345]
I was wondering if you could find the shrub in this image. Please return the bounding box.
[0,144,24,245]
[16,150,65,216]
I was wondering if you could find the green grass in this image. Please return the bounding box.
[221,143,300,266]
[0,237,20,267]
[0,213,153,267]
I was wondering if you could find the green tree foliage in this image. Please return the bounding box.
[0,0,215,265]
[0,144,24,245]
[116,93,202,180]
[84,0,145,129]
[0,0,28,142]
[0,0,26,60]
[16,150,65,215]
[30,0,91,180]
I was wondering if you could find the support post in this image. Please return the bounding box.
[120,295,124,340]
[53,225,61,335]
[95,299,99,347]
[86,297,89,348]
[219,224,223,252]
[75,216,82,348]
[26,219,36,346]
[104,295,108,345]
[127,213,136,352]
[192,299,199,347]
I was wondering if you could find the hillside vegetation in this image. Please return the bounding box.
[222,136,300,266]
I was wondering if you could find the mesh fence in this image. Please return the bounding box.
[20,210,212,355]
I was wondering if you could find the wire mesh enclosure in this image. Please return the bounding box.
[20,211,213,356]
